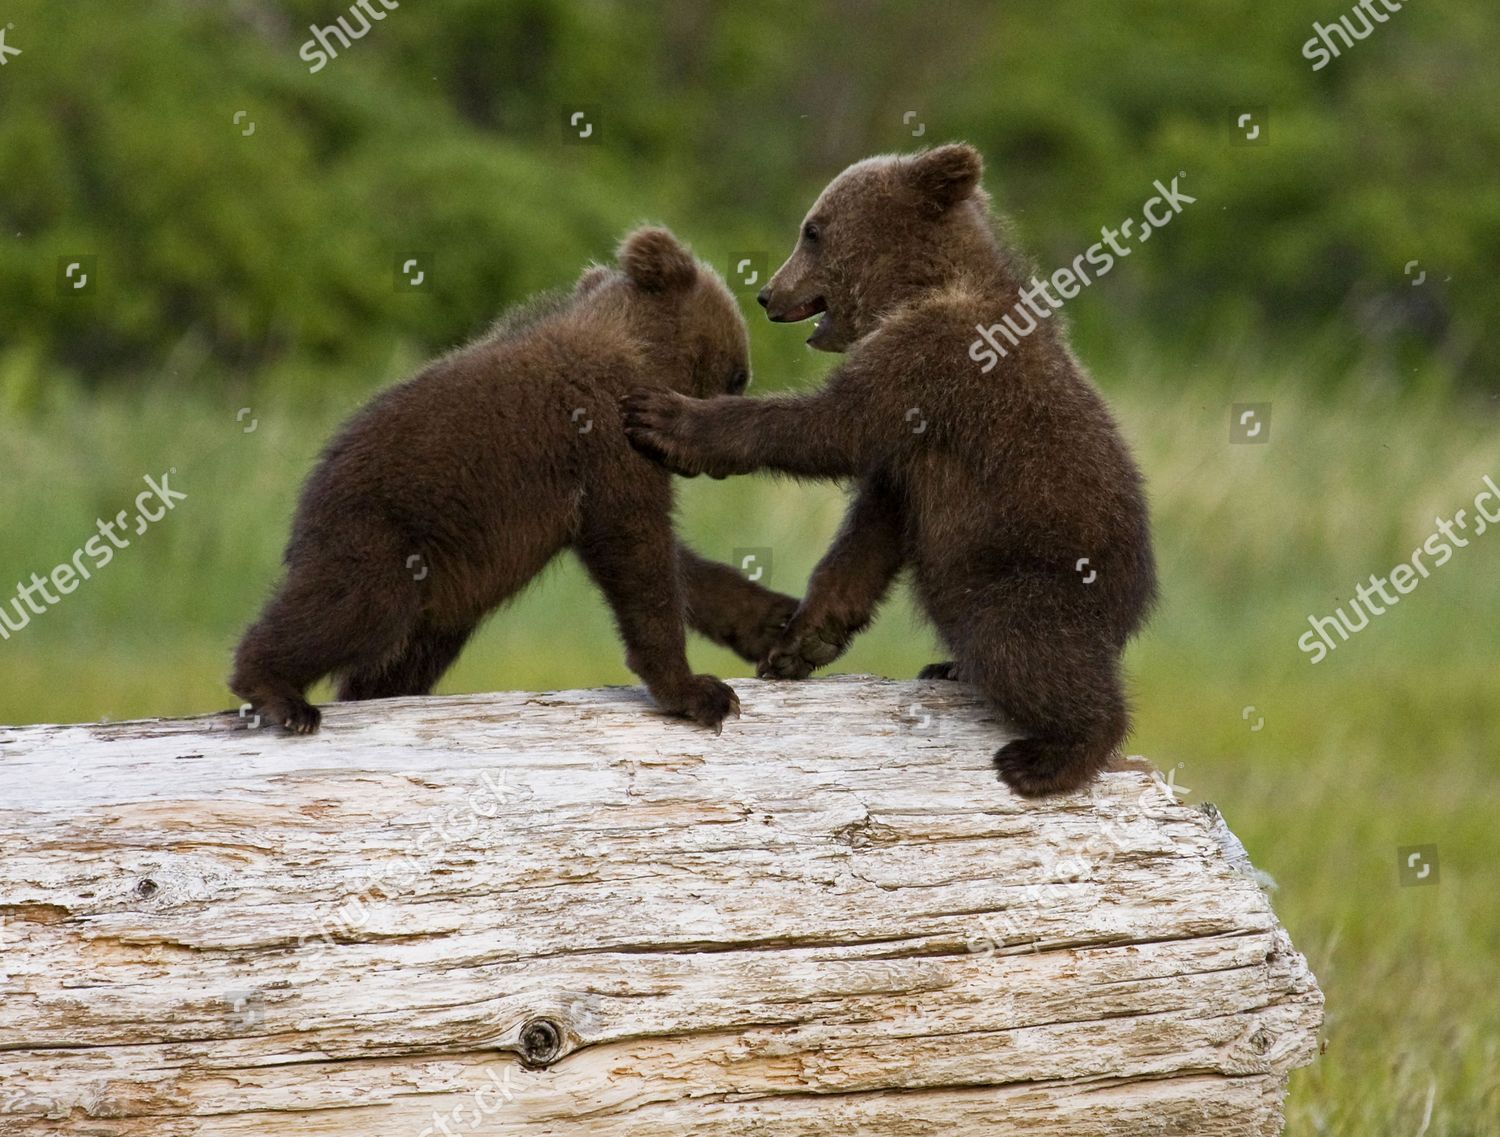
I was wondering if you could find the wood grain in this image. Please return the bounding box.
[0,677,1322,1135]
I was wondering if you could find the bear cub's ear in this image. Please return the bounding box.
[618,227,698,293]
[909,143,983,212]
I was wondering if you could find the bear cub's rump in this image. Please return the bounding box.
[231,227,796,734]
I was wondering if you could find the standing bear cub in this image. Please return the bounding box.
[625,145,1158,796]
[232,227,797,734]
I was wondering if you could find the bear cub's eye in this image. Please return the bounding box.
[728,368,750,395]
[802,221,821,244]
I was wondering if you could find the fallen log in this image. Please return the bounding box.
[0,676,1321,1135]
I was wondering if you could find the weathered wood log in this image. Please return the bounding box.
[0,677,1321,1135]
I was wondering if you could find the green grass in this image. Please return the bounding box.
[2,356,1497,1134]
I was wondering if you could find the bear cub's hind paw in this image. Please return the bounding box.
[993,737,1096,798]
[732,594,801,663]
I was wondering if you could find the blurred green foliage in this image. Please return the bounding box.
[2,0,1497,389]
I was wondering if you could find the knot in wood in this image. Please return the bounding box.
[133,878,160,900]
[518,1016,564,1066]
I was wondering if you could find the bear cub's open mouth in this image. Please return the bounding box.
[770,295,831,344]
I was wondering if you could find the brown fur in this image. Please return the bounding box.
[623,146,1158,796]
[231,227,797,734]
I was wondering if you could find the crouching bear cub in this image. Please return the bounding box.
[625,145,1158,796]
[232,227,797,734]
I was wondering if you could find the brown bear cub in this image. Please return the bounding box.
[232,227,797,734]
[624,145,1158,796]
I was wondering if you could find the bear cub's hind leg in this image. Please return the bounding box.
[336,623,474,703]
[230,557,421,734]
[946,594,1128,797]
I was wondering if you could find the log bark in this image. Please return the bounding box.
[0,677,1322,1135]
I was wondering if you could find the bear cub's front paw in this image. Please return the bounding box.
[757,616,849,680]
[917,661,961,681]
[660,674,741,733]
[622,390,721,478]
[246,696,321,735]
